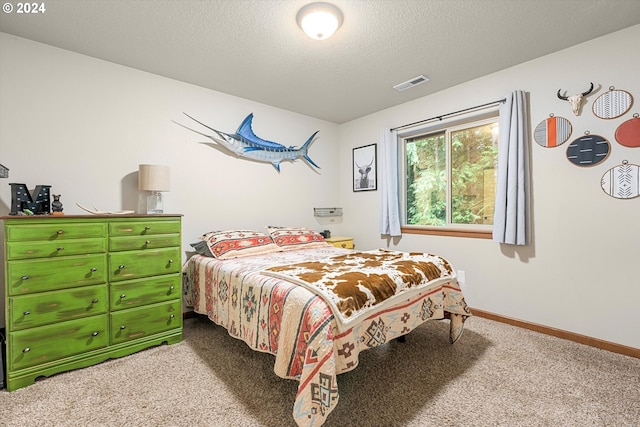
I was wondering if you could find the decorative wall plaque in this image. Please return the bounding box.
[615,113,640,147]
[601,160,640,199]
[592,87,634,119]
[566,132,610,167]
[533,114,572,147]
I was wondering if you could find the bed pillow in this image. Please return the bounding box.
[265,226,329,250]
[190,230,280,259]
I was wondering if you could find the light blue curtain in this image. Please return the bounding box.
[379,128,402,236]
[493,90,531,245]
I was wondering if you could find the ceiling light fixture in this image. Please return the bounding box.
[296,2,343,41]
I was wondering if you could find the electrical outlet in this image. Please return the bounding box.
[457,270,466,284]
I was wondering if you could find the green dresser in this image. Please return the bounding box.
[2,215,182,391]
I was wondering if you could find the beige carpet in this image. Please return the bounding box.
[1,315,638,427]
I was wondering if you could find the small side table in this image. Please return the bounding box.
[325,236,354,249]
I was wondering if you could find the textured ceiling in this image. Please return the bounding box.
[1,0,640,123]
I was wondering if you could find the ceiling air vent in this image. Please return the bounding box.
[393,75,430,92]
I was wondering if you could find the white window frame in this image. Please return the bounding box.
[399,113,499,238]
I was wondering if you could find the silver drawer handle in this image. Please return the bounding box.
[91,299,99,304]
[23,347,30,353]
[56,230,64,235]
[91,267,97,272]
[21,275,30,280]
[92,332,99,336]
[168,259,174,264]
[169,314,175,319]
[169,285,174,290]
[23,310,31,315]
[57,246,64,251]
[120,325,126,330]
[120,294,126,299]
[144,226,151,230]
[118,265,125,270]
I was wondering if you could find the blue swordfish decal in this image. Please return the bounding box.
[177,113,320,172]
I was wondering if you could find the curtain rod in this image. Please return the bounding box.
[390,98,506,132]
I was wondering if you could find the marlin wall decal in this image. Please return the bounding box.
[177,113,320,172]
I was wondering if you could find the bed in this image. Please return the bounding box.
[183,228,471,427]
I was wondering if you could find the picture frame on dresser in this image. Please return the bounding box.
[353,143,377,192]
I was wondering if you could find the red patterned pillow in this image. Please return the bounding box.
[265,226,329,251]
[191,230,280,259]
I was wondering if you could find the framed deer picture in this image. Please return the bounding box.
[353,143,377,192]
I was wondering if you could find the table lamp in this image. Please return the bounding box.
[138,164,170,214]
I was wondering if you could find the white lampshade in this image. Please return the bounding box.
[138,164,170,192]
[296,2,343,40]
[138,164,170,214]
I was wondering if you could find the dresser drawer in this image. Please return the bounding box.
[111,273,181,311]
[326,237,354,249]
[6,222,106,242]
[109,247,181,282]
[332,240,354,249]
[7,254,108,295]
[6,238,106,260]
[109,234,181,252]
[10,284,108,330]
[9,315,108,370]
[109,220,181,237]
[110,300,181,344]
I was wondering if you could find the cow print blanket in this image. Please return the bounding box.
[262,248,457,332]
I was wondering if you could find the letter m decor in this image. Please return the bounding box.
[9,183,51,215]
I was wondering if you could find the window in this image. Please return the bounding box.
[401,116,499,238]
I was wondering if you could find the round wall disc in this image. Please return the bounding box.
[615,115,640,147]
[601,161,640,199]
[533,116,572,147]
[592,89,633,119]
[566,134,610,167]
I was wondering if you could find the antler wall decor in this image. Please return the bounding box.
[557,82,594,116]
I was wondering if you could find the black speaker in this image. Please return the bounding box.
[0,328,5,389]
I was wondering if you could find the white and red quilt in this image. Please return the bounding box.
[183,246,470,427]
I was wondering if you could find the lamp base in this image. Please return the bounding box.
[146,191,164,214]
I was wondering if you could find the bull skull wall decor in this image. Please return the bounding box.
[557,82,594,116]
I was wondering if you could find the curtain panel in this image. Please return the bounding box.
[492,90,531,245]
[379,128,402,236]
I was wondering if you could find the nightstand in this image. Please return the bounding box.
[325,236,354,249]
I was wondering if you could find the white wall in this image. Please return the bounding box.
[0,33,340,327]
[2,26,639,349]
[338,25,640,349]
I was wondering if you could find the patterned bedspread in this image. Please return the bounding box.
[262,249,458,332]
[183,246,470,427]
